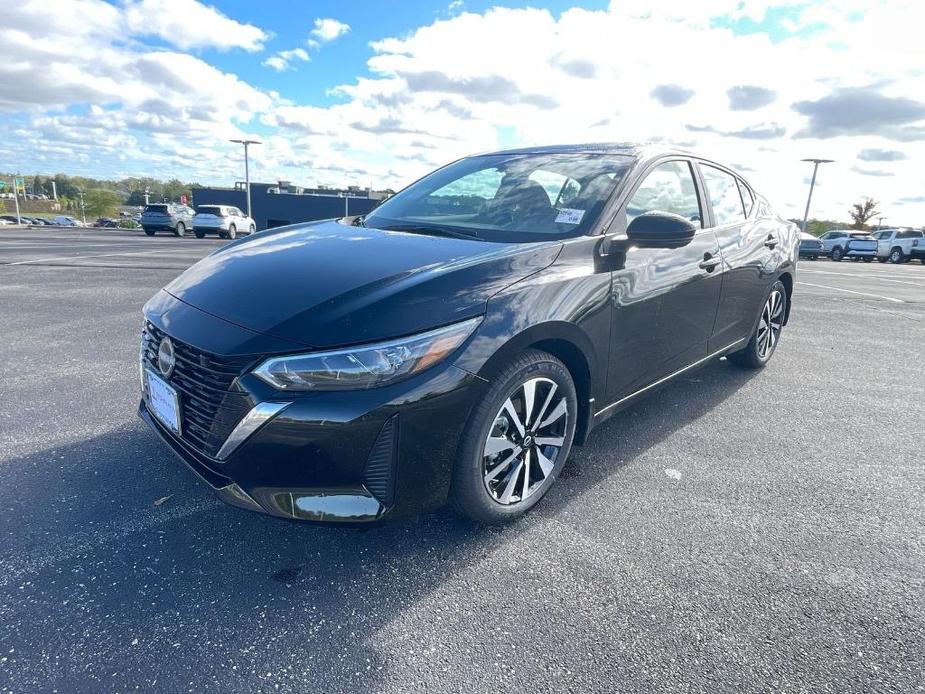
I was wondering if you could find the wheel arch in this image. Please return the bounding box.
[472,321,596,447]
[778,271,793,324]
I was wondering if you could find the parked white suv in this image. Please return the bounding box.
[872,228,925,263]
[191,205,256,239]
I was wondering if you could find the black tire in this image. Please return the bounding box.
[449,349,578,524]
[174,222,185,237]
[831,246,844,261]
[249,224,256,234]
[727,280,788,370]
[143,228,155,237]
[194,229,205,239]
[863,257,873,263]
[889,247,904,264]
[227,224,237,240]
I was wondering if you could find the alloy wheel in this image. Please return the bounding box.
[757,289,784,360]
[482,377,568,505]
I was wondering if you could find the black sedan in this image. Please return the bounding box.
[139,144,798,524]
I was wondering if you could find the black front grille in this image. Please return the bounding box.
[142,323,254,457]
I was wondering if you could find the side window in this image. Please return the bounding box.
[701,165,746,226]
[626,160,703,228]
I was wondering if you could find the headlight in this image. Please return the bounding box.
[253,317,482,391]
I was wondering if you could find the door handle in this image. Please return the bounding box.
[764,235,778,249]
[699,253,721,272]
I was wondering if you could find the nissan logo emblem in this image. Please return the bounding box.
[157,336,176,378]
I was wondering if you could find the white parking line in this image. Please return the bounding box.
[7,249,167,266]
[799,269,925,286]
[797,281,905,303]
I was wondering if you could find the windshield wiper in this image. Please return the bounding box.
[379,224,479,240]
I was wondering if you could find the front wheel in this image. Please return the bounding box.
[194,229,205,239]
[249,224,256,234]
[831,247,844,261]
[174,222,185,237]
[450,350,577,524]
[727,281,787,370]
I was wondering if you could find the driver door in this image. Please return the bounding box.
[606,159,723,401]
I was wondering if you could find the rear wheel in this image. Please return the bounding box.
[831,246,844,261]
[727,281,787,370]
[450,350,577,524]
[227,224,237,240]
[174,222,185,237]
[143,228,155,237]
[890,247,904,263]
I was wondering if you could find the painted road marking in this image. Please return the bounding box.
[5,249,168,266]
[799,269,925,286]
[797,281,905,303]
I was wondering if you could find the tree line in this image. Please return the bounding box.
[0,172,200,218]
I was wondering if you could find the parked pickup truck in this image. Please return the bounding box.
[872,228,925,263]
[819,230,877,262]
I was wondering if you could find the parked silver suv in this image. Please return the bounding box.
[872,228,925,263]
[819,230,877,262]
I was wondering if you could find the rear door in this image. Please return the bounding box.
[699,163,774,350]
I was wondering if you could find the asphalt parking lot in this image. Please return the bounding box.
[1,228,923,693]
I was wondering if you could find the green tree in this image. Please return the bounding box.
[82,189,122,219]
[849,198,879,230]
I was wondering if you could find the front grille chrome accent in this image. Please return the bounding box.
[215,402,291,461]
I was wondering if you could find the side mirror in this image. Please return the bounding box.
[626,211,698,248]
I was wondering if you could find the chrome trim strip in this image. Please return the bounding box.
[594,338,746,418]
[215,402,291,461]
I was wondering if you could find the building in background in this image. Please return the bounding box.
[192,181,388,231]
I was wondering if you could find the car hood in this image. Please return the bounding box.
[160,220,562,349]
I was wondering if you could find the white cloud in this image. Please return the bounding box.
[310,18,351,43]
[262,48,310,72]
[123,0,269,52]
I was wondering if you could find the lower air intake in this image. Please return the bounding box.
[363,415,398,506]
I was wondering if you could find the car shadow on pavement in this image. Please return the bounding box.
[0,358,758,693]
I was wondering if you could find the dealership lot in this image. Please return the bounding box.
[1,228,923,693]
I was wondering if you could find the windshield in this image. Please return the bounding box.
[365,152,634,242]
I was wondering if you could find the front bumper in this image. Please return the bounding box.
[139,360,480,523]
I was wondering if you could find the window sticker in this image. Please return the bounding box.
[555,208,585,225]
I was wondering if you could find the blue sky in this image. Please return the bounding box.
[1,0,924,222]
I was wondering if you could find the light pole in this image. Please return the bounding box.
[77,190,86,224]
[230,139,261,220]
[800,158,834,234]
[876,216,886,231]
[10,176,21,225]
